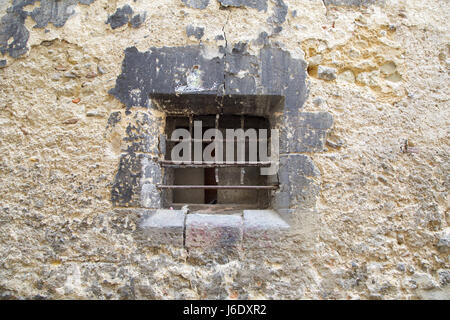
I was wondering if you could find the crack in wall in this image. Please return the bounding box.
[322,0,329,15]
[219,10,231,110]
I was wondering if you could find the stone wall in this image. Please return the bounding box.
[0,0,449,299]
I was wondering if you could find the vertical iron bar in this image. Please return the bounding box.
[240,115,245,185]
[215,114,220,184]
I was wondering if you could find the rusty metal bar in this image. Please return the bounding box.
[159,134,166,159]
[215,114,220,184]
[240,167,245,185]
[166,138,265,142]
[240,115,245,185]
[158,160,272,168]
[156,185,278,189]
[215,167,219,184]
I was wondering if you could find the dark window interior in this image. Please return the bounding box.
[160,114,272,210]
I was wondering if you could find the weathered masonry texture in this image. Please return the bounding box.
[107,43,331,248]
[0,0,449,299]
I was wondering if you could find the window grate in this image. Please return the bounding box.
[161,114,274,207]
[157,185,278,189]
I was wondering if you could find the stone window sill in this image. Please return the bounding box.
[139,209,290,249]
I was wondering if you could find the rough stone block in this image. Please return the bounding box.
[280,154,320,178]
[272,191,290,210]
[139,209,186,246]
[243,210,290,248]
[141,157,162,208]
[437,228,450,253]
[111,153,162,208]
[290,176,320,209]
[260,47,308,109]
[280,111,333,153]
[185,214,243,249]
[318,65,337,81]
[290,127,328,152]
[186,25,205,40]
[111,152,146,207]
[140,184,161,208]
[276,155,320,209]
[130,13,146,29]
[106,5,133,30]
[109,46,225,112]
[298,112,334,129]
[122,110,161,153]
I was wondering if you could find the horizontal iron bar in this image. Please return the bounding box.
[158,160,272,168]
[167,139,268,142]
[156,185,278,189]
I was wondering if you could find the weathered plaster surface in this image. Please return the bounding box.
[0,0,449,299]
